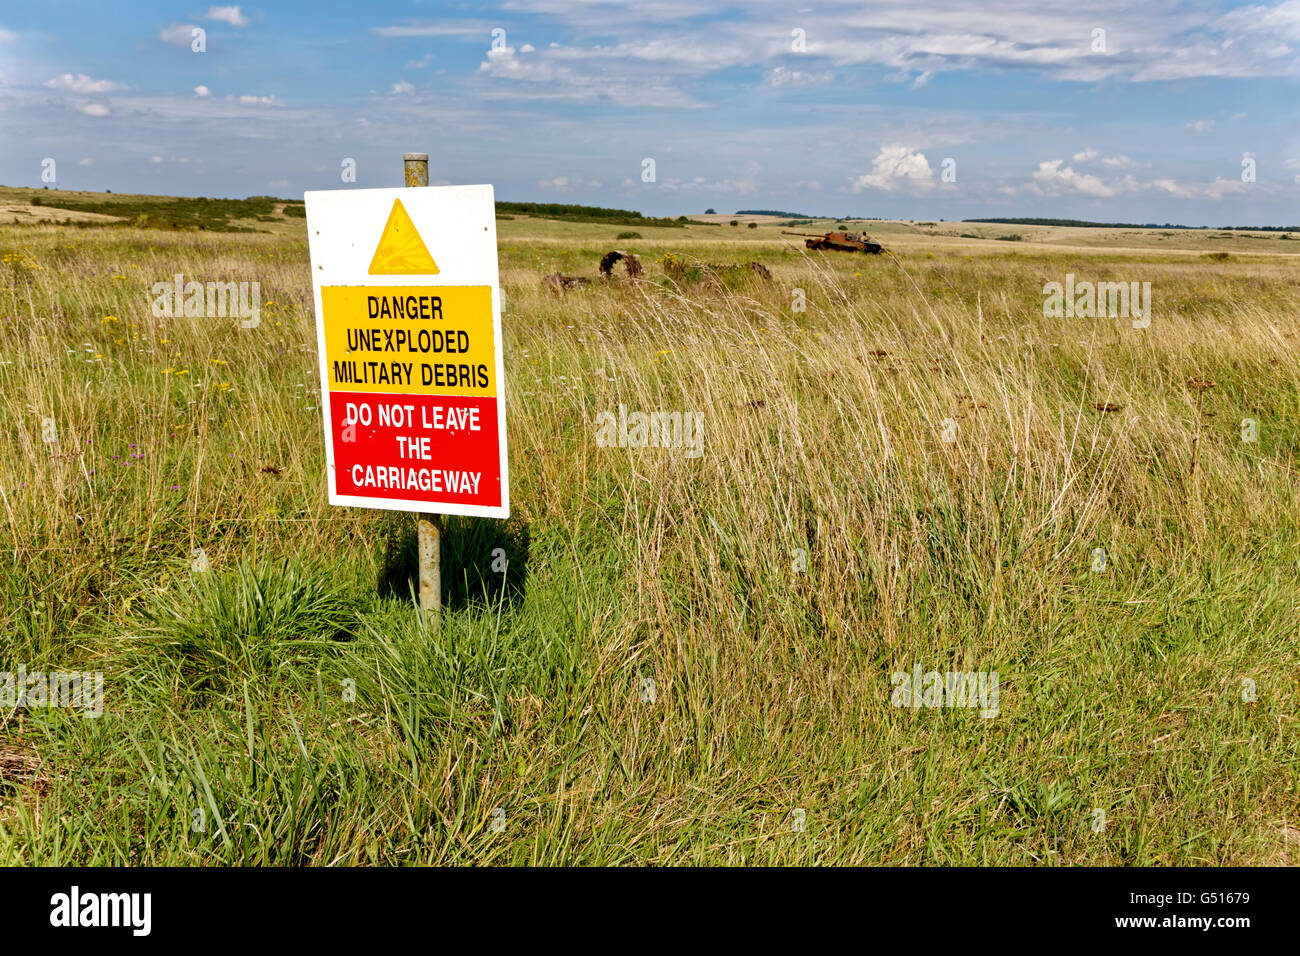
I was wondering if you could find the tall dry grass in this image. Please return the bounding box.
[0,219,1296,864]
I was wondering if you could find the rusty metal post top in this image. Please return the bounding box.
[403,153,429,188]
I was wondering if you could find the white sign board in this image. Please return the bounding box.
[303,185,509,518]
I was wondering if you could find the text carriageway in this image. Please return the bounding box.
[328,392,501,507]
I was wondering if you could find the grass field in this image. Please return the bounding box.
[0,187,1297,865]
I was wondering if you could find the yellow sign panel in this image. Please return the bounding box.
[320,285,496,397]
[368,198,440,275]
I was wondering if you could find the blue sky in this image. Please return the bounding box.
[1,0,1298,224]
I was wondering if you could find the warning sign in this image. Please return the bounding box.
[368,199,439,275]
[303,185,509,518]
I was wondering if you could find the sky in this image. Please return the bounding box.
[1,0,1298,224]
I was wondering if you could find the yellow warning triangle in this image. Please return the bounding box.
[368,198,439,275]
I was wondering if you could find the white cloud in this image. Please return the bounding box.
[204,6,249,28]
[234,93,284,106]
[538,175,602,191]
[1030,158,1115,197]
[45,73,124,93]
[1100,154,1147,169]
[75,102,110,117]
[851,145,935,192]
[1149,177,1248,200]
[764,66,833,86]
[501,0,1300,89]
[193,84,211,97]
[404,53,433,69]
[159,23,201,46]
[365,0,1300,122]
[1023,156,1253,201]
[371,21,492,38]
[1070,149,1148,171]
[475,44,701,106]
[1201,178,1249,200]
[646,159,761,196]
[391,81,414,94]
[656,177,758,195]
[78,157,93,167]
[0,27,17,42]
[1186,119,1215,134]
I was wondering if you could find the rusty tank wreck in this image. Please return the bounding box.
[782,230,885,254]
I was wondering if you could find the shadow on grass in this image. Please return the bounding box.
[376,513,531,611]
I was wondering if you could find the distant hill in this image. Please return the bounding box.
[20,191,302,232]
[735,209,813,218]
[967,217,1300,232]
[496,201,685,227]
[0,189,690,232]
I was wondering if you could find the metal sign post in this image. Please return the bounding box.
[403,153,442,617]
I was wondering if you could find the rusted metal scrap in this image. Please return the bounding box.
[782,230,884,254]
[542,273,590,293]
[599,250,644,278]
[544,249,767,293]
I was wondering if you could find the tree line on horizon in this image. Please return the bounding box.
[967,217,1299,232]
